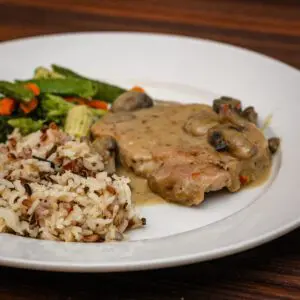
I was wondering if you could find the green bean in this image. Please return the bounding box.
[0,81,34,103]
[34,67,65,79]
[19,78,97,99]
[51,64,85,79]
[8,118,44,135]
[52,64,126,103]
[93,81,126,103]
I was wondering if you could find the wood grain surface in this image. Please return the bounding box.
[0,0,300,299]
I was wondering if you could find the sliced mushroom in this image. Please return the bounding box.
[93,136,116,153]
[268,137,280,154]
[241,106,258,124]
[92,136,117,174]
[222,128,257,159]
[213,96,242,114]
[208,131,228,151]
[208,125,257,159]
[105,156,117,175]
[218,108,247,130]
[112,90,154,112]
[183,111,219,136]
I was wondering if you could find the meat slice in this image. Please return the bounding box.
[148,163,231,206]
[91,103,271,206]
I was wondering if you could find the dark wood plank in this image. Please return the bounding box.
[0,1,300,299]
[1,0,300,67]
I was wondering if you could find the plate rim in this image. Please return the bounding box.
[0,218,298,273]
[0,30,299,73]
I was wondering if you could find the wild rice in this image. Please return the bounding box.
[0,125,144,242]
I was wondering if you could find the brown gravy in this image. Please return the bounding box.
[93,101,272,205]
[117,167,166,206]
[246,164,272,189]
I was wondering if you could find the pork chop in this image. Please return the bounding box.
[91,103,271,206]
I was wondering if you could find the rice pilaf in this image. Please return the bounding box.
[0,124,144,242]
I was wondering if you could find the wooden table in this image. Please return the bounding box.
[0,1,300,299]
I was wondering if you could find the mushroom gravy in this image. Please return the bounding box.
[117,166,166,206]
[92,99,278,206]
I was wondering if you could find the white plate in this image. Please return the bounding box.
[0,32,299,272]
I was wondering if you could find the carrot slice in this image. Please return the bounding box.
[239,175,249,185]
[131,86,145,93]
[0,98,16,115]
[24,83,40,96]
[88,100,109,110]
[20,98,38,114]
[191,172,201,179]
[220,103,229,114]
[64,97,87,105]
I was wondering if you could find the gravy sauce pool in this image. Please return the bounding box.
[117,167,166,206]
[246,164,272,189]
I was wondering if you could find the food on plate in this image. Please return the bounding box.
[0,65,147,242]
[92,96,280,206]
[51,64,126,102]
[0,64,280,242]
[0,64,123,142]
[268,137,280,154]
[112,90,154,112]
[0,125,144,242]
[64,105,94,138]
[0,81,36,103]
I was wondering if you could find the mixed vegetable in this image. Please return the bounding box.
[0,64,138,141]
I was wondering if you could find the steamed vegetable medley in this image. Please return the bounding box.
[0,65,138,141]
